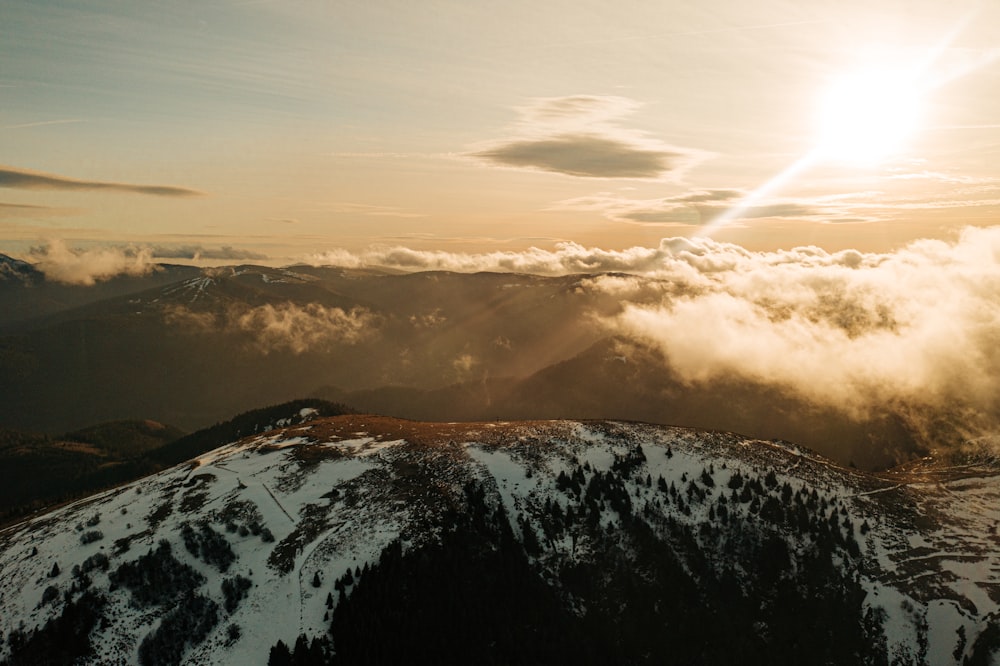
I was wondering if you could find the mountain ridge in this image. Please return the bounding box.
[2,414,998,665]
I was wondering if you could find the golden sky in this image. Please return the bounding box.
[3,0,1000,264]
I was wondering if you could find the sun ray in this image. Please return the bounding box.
[700,13,995,238]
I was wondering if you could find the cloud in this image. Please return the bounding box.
[25,241,269,284]
[3,119,85,130]
[304,242,677,275]
[0,165,204,197]
[233,303,376,354]
[470,96,704,179]
[474,134,680,179]
[165,303,379,354]
[28,240,157,285]
[578,227,1000,452]
[453,353,477,375]
[551,190,864,227]
[0,201,81,218]
[309,226,1000,452]
[150,245,269,261]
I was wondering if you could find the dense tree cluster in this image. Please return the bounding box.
[109,541,204,608]
[79,530,104,545]
[268,635,333,665]
[274,456,889,665]
[221,575,252,614]
[323,482,591,664]
[181,521,236,572]
[137,592,219,666]
[1,591,106,666]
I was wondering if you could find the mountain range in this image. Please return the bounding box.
[0,256,922,470]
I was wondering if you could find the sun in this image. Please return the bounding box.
[814,67,925,167]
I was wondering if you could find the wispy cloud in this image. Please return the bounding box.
[3,119,86,130]
[0,165,204,197]
[165,303,379,354]
[0,201,81,218]
[470,96,706,179]
[475,134,680,179]
[550,189,870,227]
[150,245,268,261]
[306,202,427,219]
[28,240,157,285]
[26,240,269,284]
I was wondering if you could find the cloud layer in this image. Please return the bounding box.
[305,242,675,274]
[551,189,870,227]
[309,226,1000,451]
[0,165,203,197]
[29,240,157,285]
[26,241,270,284]
[595,229,1000,451]
[471,96,699,179]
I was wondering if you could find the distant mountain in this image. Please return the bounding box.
[0,267,607,435]
[0,421,183,524]
[1,415,998,664]
[0,254,41,286]
[0,400,352,525]
[315,337,920,470]
[0,267,926,468]
[0,256,201,332]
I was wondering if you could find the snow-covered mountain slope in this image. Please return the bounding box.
[0,254,40,285]
[1,415,998,665]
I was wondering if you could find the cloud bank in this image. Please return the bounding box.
[29,240,157,286]
[310,226,1000,451]
[597,228,1000,451]
[0,165,203,197]
[150,245,268,261]
[305,241,682,275]
[471,96,701,179]
[25,241,270,284]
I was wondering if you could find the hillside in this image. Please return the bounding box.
[1,415,998,665]
[0,421,181,523]
[0,401,353,526]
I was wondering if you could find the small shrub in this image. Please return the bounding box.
[80,531,104,545]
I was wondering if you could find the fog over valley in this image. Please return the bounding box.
[5,227,1000,470]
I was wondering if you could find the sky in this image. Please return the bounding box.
[3,0,1000,264]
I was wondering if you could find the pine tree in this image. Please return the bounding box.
[268,640,292,666]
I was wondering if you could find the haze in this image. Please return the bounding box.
[3,0,1000,468]
[3,0,1000,260]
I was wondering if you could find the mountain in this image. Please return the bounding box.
[0,255,201,332]
[0,421,183,524]
[1,414,998,665]
[0,400,353,526]
[316,336,920,470]
[0,254,41,286]
[0,266,925,469]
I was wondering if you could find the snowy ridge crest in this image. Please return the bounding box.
[1,416,999,664]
